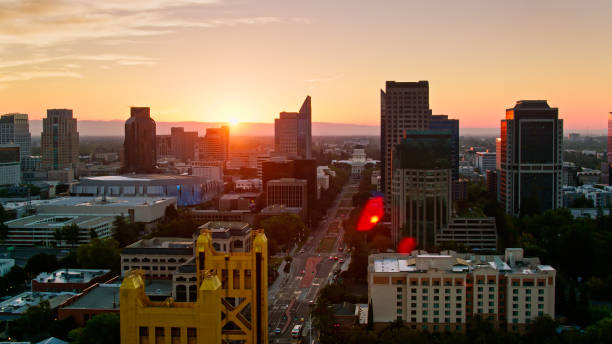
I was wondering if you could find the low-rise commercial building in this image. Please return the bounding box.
[74,174,222,207]
[563,185,612,208]
[32,268,113,292]
[368,248,555,333]
[2,196,176,247]
[58,278,173,326]
[190,209,255,226]
[0,291,77,322]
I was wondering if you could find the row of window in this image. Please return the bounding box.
[139,327,197,343]
[123,257,188,264]
[123,265,176,271]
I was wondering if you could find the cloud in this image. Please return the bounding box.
[0,1,309,47]
[0,54,158,69]
[0,70,83,83]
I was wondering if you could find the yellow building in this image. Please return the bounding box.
[120,229,268,344]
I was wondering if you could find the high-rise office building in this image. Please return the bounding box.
[274,96,311,159]
[266,178,308,209]
[171,127,198,162]
[499,101,563,216]
[41,109,79,172]
[608,112,612,184]
[122,107,157,174]
[429,115,459,181]
[198,126,230,164]
[381,81,432,213]
[0,113,31,162]
[391,131,452,249]
[156,134,172,159]
[0,145,21,186]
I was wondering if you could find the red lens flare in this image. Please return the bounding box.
[397,237,417,254]
[356,196,384,231]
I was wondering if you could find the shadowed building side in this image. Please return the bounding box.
[122,107,157,174]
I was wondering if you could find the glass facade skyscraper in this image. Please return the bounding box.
[499,101,563,216]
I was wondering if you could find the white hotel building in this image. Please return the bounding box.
[368,248,555,333]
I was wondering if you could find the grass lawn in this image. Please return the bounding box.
[317,236,337,253]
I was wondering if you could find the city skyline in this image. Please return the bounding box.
[1,1,611,130]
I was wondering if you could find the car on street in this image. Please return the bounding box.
[333,256,338,260]
[339,259,344,263]
[301,269,306,275]
[328,256,333,260]
[274,328,281,335]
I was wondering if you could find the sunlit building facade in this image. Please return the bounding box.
[274,96,312,159]
[41,109,79,172]
[120,229,268,344]
[368,248,556,333]
[123,107,157,173]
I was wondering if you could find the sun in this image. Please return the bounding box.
[228,118,239,126]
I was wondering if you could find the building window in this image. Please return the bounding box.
[155,327,165,344]
[187,328,196,344]
[139,327,149,344]
[171,328,180,344]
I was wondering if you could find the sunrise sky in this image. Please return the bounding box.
[1,0,610,130]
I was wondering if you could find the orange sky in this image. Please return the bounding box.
[0,0,610,130]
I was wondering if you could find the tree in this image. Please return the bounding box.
[89,228,98,239]
[49,316,78,341]
[69,313,120,344]
[8,300,53,341]
[571,196,594,208]
[53,228,63,246]
[61,223,81,247]
[260,213,308,253]
[525,315,557,344]
[77,238,121,273]
[164,204,179,222]
[112,215,140,247]
[25,253,59,276]
[0,265,27,294]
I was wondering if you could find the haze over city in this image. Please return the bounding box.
[1,0,611,131]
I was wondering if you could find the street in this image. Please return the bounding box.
[268,179,360,343]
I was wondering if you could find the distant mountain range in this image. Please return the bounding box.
[27,120,604,137]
